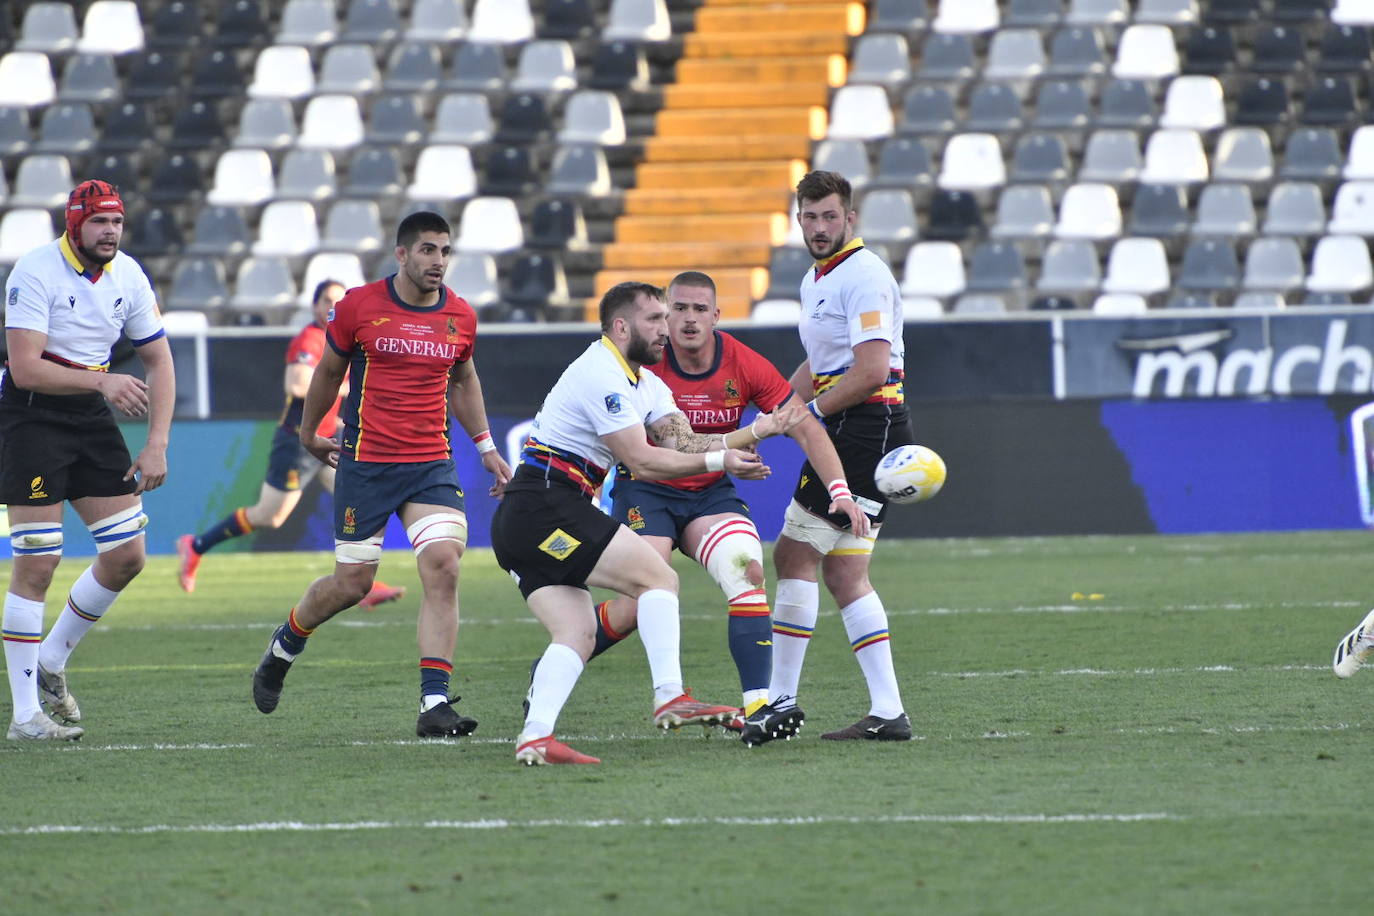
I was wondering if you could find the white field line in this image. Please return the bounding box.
[932,663,1329,677]
[101,599,1363,634]
[0,812,1177,836]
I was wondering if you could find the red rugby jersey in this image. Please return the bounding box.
[645,330,793,491]
[326,277,476,463]
[281,323,341,438]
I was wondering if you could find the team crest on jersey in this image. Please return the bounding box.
[539,528,581,561]
[446,317,458,343]
[342,506,357,535]
[723,378,741,406]
[604,393,622,415]
[29,476,47,500]
[6,287,16,309]
[112,297,124,318]
[627,506,645,530]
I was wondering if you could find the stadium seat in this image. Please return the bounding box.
[320,199,385,254]
[1233,77,1291,128]
[276,149,338,202]
[506,253,570,312]
[513,40,578,93]
[367,94,426,147]
[1301,77,1359,127]
[1135,0,1199,24]
[1031,79,1092,133]
[444,251,500,307]
[1078,130,1143,186]
[1010,132,1071,186]
[764,247,814,299]
[89,153,139,201]
[1327,182,1374,234]
[146,153,205,204]
[411,145,478,201]
[166,257,229,311]
[125,50,182,102]
[985,29,1046,82]
[298,96,366,151]
[78,1,144,54]
[1204,0,1259,25]
[147,1,199,51]
[1182,25,1235,75]
[857,189,920,244]
[481,145,538,199]
[605,0,672,41]
[408,0,468,41]
[1128,184,1191,240]
[1102,237,1171,295]
[1007,0,1063,27]
[1047,27,1108,78]
[233,99,297,151]
[468,0,536,42]
[557,91,626,146]
[1281,128,1343,182]
[589,40,649,92]
[1141,129,1209,184]
[1316,24,1372,73]
[1344,126,1374,179]
[547,145,612,197]
[168,100,227,151]
[207,149,275,206]
[933,0,1000,32]
[496,92,555,143]
[1160,76,1225,131]
[0,107,30,158]
[58,53,120,104]
[938,134,1005,190]
[1263,182,1327,235]
[34,103,97,155]
[278,0,338,45]
[1250,25,1304,75]
[1055,183,1121,239]
[253,201,320,258]
[900,241,966,298]
[903,295,946,317]
[917,33,977,81]
[1333,0,1374,23]
[1097,78,1156,129]
[1178,238,1241,291]
[1243,237,1305,292]
[0,53,57,108]
[1211,128,1274,185]
[814,140,873,189]
[873,136,933,190]
[317,44,382,96]
[1232,291,1287,309]
[965,84,1026,136]
[1037,239,1102,294]
[951,293,1008,314]
[343,146,405,199]
[446,42,506,91]
[828,86,895,141]
[1191,184,1256,237]
[1306,235,1374,293]
[1092,293,1148,313]
[965,241,1027,301]
[543,0,597,41]
[1066,0,1129,24]
[0,209,57,264]
[751,298,805,322]
[123,205,180,260]
[991,185,1055,242]
[9,154,72,208]
[528,199,588,250]
[189,49,245,99]
[231,257,299,312]
[455,197,524,253]
[340,0,403,45]
[16,3,79,54]
[925,189,984,240]
[212,0,269,49]
[384,42,442,94]
[900,85,959,136]
[1113,25,1179,79]
[431,93,495,145]
[849,34,913,85]
[871,0,933,32]
[249,45,316,99]
[300,253,367,305]
[186,203,251,254]
[1272,0,1330,23]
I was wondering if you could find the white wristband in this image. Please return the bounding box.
[472,430,497,454]
[827,479,852,501]
[705,450,726,473]
[749,416,764,441]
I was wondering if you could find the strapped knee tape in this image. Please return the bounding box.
[335,534,384,565]
[406,512,467,554]
[88,504,148,553]
[10,521,63,557]
[694,516,763,599]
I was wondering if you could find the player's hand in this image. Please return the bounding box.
[482,450,512,498]
[97,373,150,417]
[724,448,769,480]
[302,433,340,468]
[751,402,806,440]
[125,445,167,494]
[830,495,871,538]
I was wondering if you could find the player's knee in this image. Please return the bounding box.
[746,559,765,588]
[12,554,60,593]
[89,505,148,555]
[418,541,462,586]
[10,522,63,560]
[100,546,145,583]
[695,517,764,600]
[335,563,376,603]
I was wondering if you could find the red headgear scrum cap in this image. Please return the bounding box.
[65,179,124,241]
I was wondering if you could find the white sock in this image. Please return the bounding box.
[841,591,904,719]
[636,588,683,704]
[4,593,44,722]
[522,642,584,741]
[768,578,819,708]
[420,694,448,712]
[38,565,120,672]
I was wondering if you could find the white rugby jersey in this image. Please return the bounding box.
[4,235,163,370]
[527,336,678,477]
[797,239,904,386]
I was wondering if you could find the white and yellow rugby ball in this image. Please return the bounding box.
[873,445,947,505]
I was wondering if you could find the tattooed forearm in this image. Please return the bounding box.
[648,412,717,453]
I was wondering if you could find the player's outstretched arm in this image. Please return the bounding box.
[299,346,348,466]
[126,335,175,494]
[448,358,513,496]
[606,421,768,482]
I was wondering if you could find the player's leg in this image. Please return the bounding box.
[322,465,406,610]
[586,528,736,728]
[516,585,600,765]
[770,506,835,709]
[4,504,82,740]
[400,500,476,737]
[1333,606,1374,677]
[817,548,912,742]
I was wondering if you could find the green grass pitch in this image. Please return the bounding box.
[2,530,1371,914]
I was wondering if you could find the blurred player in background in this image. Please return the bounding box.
[175,279,404,609]
[541,270,866,747]
[490,281,800,765]
[1,180,174,740]
[769,170,917,741]
[250,211,511,738]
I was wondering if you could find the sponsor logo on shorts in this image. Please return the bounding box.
[29,476,47,500]
[538,528,581,561]
[604,393,622,415]
[285,469,300,490]
[627,506,644,531]
[342,506,357,535]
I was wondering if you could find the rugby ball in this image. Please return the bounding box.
[874,445,946,505]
